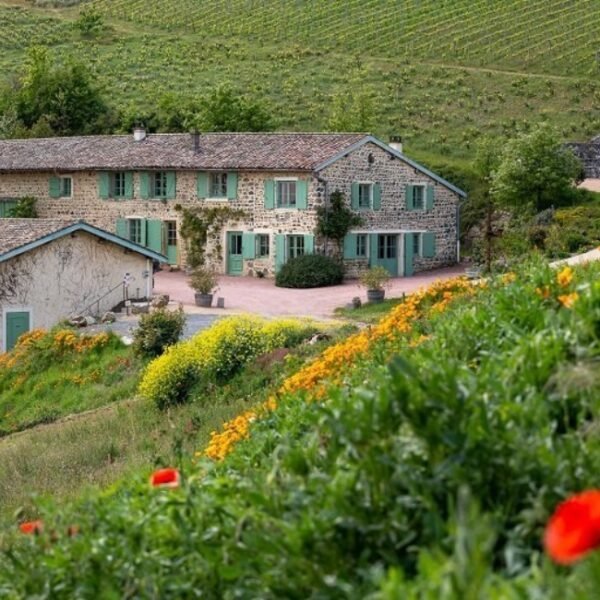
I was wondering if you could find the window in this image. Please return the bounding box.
[111,172,126,198]
[288,235,304,259]
[256,234,270,258]
[129,219,142,245]
[378,235,397,260]
[413,185,426,210]
[167,221,177,246]
[356,234,368,258]
[277,180,297,208]
[59,177,72,197]
[152,172,168,198]
[413,233,421,256]
[210,172,228,198]
[358,183,372,209]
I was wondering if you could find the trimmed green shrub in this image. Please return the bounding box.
[132,307,186,358]
[275,254,344,288]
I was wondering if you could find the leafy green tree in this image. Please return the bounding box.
[1,46,113,137]
[491,124,582,212]
[316,190,362,255]
[74,7,105,38]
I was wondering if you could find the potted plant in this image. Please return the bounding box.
[359,266,391,303]
[189,266,219,307]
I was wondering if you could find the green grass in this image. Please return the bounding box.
[0,330,142,436]
[335,296,404,323]
[1,1,599,162]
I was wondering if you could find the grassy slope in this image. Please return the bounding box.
[1,1,599,161]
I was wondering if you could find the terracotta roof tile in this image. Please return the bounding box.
[0,132,367,172]
[0,218,79,255]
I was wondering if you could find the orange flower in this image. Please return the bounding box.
[19,520,43,535]
[150,467,181,488]
[535,286,551,300]
[557,266,574,288]
[558,292,579,308]
[544,490,600,564]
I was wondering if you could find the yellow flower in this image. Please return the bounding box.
[501,272,516,284]
[557,292,579,308]
[557,266,574,288]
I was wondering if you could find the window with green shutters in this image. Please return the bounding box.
[0,200,17,218]
[49,176,72,198]
[210,172,228,197]
[406,184,435,211]
[277,181,297,208]
[128,219,143,245]
[140,172,176,200]
[287,235,304,259]
[351,182,381,210]
[256,234,269,257]
[356,234,368,257]
[264,179,308,209]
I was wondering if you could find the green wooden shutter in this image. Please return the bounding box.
[226,172,238,200]
[139,173,150,199]
[264,180,275,209]
[304,234,314,254]
[422,232,436,258]
[343,233,357,259]
[195,172,208,198]
[242,232,256,259]
[124,172,134,199]
[405,184,415,210]
[98,172,110,200]
[49,177,61,198]
[369,234,378,267]
[351,183,359,210]
[275,234,286,272]
[296,180,308,209]
[404,233,414,276]
[140,218,147,247]
[166,172,176,199]
[426,185,435,210]
[372,183,382,210]
[116,219,128,239]
[146,220,163,253]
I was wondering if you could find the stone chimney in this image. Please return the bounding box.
[133,127,147,142]
[389,135,403,153]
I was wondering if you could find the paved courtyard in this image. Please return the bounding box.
[154,264,467,319]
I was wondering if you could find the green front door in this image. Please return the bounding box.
[6,311,30,351]
[227,232,243,275]
[371,234,398,276]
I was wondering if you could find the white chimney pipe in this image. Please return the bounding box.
[133,127,147,142]
[389,135,403,153]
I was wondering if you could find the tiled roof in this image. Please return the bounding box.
[0,132,367,172]
[0,219,77,255]
[0,219,166,263]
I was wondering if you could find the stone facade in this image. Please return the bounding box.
[0,140,462,278]
[0,231,152,351]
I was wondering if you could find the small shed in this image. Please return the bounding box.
[0,219,166,351]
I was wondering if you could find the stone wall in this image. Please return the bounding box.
[0,231,151,351]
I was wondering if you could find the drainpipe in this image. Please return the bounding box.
[315,173,328,255]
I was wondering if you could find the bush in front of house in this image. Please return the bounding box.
[132,307,186,358]
[139,315,319,408]
[275,254,344,288]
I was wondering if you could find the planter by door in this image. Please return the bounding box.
[195,293,213,307]
[366,289,385,303]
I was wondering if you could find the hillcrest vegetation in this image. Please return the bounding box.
[1,260,600,596]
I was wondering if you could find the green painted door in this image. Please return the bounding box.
[227,232,243,275]
[372,234,398,276]
[6,311,30,351]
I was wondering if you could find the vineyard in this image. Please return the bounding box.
[1,1,599,159]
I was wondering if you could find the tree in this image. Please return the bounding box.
[1,46,113,137]
[74,7,105,38]
[316,190,362,256]
[491,124,582,212]
[195,85,273,132]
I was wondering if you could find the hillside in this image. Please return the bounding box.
[1,0,599,160]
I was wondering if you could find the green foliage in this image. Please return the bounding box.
[7,196,37,218]
[74,6,105,38]
[327,71,375,132]
[0,46,113,137]
[316,190,362,254]
[359,265,391,290]
[275,253,344,288]
[492,123,583,212]
[132,307,186,358]
[545,203,600,257]
[3,262,600,596]
[139,315,319,408]
[188,267,218,295]
[0,329,141,435]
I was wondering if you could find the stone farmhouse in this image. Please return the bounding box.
[0,219,165,351]
[0,131,466,278]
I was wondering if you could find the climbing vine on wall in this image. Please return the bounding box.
[316,190,362,256]
[175,204,247,268]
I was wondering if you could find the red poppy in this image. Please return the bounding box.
[150,467,181,489]
[19,520,43,535]
[544,490,600,564]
